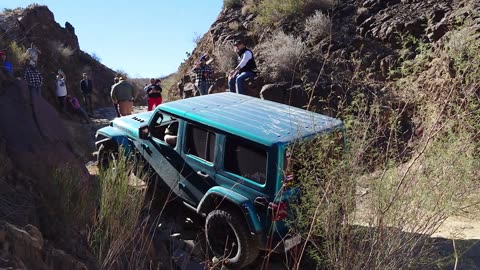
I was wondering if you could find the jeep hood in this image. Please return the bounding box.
[110,111,154,138]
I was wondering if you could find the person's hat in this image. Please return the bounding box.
[199,55,207,62]
[233,39,243,46]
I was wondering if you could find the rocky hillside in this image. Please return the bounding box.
[0,5,116,106]
[175,0,479,109]
[171,1,480,268]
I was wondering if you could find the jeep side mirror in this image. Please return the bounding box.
[139,127,151,140]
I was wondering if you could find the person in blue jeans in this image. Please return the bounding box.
[192,55,214,95]
[228,39,257,95]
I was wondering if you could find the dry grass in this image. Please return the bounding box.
[256,31,305,81]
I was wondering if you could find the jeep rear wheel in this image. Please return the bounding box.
[205,208,259,269]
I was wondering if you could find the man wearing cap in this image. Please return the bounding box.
[111,76,135,116]
[192,55,214,95]
[80,73,94,114]
[228,39,257,95]
[0,50,13,76]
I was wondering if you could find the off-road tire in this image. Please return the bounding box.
[97,143,117,171]
[205,207,259,269]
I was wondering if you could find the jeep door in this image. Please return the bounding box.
[137,113,184,198]
[180,122,217,205]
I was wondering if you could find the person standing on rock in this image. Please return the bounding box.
[24,64,43,98]
[192,55,214,95]
[26,43,41,67]
[0,50,13,76]
[111,76,135,116]
[228,39,256,95]
[80,73,94,114]
[54,69,68,112]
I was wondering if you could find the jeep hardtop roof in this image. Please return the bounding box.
[158,93,343,146]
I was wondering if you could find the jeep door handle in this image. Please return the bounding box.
[197,171,209,179]
[179,182,186,189]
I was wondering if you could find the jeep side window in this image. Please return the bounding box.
[185,124,216,162]
[224,137,267,184]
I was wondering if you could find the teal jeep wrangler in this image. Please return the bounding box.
[95,93,344,268]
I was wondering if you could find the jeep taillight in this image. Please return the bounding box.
[269,201,288,221]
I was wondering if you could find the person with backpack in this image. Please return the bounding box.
[228,39,257,95]
[65,95,90,124]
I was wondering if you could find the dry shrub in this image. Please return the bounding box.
[213,42,238,74]
[224,0,242,9]
[8,41,27,66]
[228,21,240,31]
[256,31,305,80]
[304,10,331,42]
[241,0,258,15]
[88,151,150,269]
[285,20,480,270]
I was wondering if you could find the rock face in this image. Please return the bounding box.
[0,222,88,270]
[0,78,97,269]
[175,0,480,111]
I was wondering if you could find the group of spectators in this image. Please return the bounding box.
[0,38,257,121]
[52,70,92,123]
[0,43,93,124]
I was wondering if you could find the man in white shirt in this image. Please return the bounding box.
[26,43,40,66]
[228,39,257,94]
[55,70,68,112]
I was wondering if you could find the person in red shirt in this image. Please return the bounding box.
[146,84,162,111]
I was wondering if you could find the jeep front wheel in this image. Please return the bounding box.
[97,143,117,171]
[205,208,259,269]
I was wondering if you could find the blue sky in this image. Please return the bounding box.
[1,1,223,78]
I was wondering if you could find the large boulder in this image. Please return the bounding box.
[0,222,88,270]
[260,83,309,108]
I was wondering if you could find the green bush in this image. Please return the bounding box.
[256,0,307,27]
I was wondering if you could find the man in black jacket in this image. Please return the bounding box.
[228,39,256,95]
[80,73,93,113]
